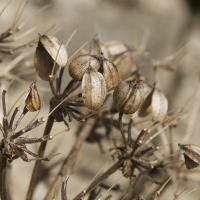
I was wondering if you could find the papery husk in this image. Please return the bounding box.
[152,89,168,122]
[113,51,137,80]
[105,41,132,57]
[69,54,101,81]
[40,35,68,68]
[179,143,200,170]
[113,79,144,115]
[82,65,106,110]
[100,59,120,91]
[25,82,40,112]
[138,84,155,117]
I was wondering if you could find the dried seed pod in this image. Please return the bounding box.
[152,89,168,122]
[69,55,101,81]
[113,79,144,115]
[25,82,40,112]
[138,84,155,117]
[113,51,137,80]
[99,59,120,91]
[39,35,68,68]
[34,35,68,81]
[178,143,200,170]
[105,41,132,57]
[91,35,108,58]
[127,71,147,83]
[82,64,106,110]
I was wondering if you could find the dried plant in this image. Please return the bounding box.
[0,1,200,200]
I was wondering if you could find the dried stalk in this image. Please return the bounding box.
[0,156,8,200]
[26,114,54,200]
[44,117,97,200]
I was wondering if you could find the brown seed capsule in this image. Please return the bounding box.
[82,64,106,110]
[178,143,200,170]
[99,59,120,91]
[91,35,108,58]
[34,35,68,81]
[25,82,41,112]
[113,79,144,115]
[113,51,137,80]
[152,89,168,122]
[69,55,101,81]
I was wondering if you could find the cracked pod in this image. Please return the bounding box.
[113,79,144,115]
[34,35,68,81]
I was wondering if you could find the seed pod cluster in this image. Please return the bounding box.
[25,82,40,112]
[179,143,200,170]
[82,64,106,110]
[113,79,144,115]
[34,35,68,81]
[69,54,120,90]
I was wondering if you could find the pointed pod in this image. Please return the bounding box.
[91,35,108,58]
[25,82,41,112]
[113,51,137,80]
[69,55,101,81]
[82,64,106,110]
[113,79,144,115]
[34,35,68,81]
[152,89,168,122]
[178,143,200,170]
[100,59,120,91]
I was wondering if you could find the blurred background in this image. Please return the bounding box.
[1,0,200,199]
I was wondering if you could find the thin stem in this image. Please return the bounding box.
[9,107,19,129]
[13,107,28,131]
[2,90,6,116]
[119,112,127,149]
[44,117,97,200]
[26,114,54,200]
[0,156,8,200]
[56,68,64,94]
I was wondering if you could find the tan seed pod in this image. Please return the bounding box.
[138,84,155,117]
[127,71,147,83]
[178,143,200,170]
[39,35,68,68]
[34,35,67,81]
[91,35,108,58]
[113,79,144,115]
[113,51,137,80]
[105,41,132,57]
[25,82,40,112]
[100,59,120,91]
[69,55,101,81]
[152,89,168,122]
[82,64,106,110]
